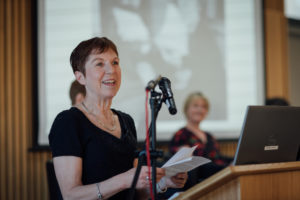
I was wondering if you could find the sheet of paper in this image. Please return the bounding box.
[163,156,211,177]
[163,146,198,167]
[162,145,211,177]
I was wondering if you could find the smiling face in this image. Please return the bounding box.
[186,96,209,124]
[76,48,121,101]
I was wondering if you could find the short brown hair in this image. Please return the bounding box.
[69,80,86,105]
[183,92,210,118]
[70,37,118,75]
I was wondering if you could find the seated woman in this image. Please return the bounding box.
[169,92,231,188]
[49,37,187,200]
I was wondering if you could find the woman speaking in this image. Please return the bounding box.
[49,37,187,200]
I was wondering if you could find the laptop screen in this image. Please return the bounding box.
[233,106,300,165]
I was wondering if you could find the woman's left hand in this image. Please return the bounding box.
[160,172,188,189]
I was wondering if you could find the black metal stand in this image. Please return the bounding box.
[149,90,164,198]
[127,90,164,200]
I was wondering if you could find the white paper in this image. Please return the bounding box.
[162,146,211,177]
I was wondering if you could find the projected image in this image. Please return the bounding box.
[100,0,226,123]
[37,0,264,145]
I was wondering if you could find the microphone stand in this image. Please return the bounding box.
[127,90,164,200]
[149,90,164,198]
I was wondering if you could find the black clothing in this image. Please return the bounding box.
[49,107,137,200]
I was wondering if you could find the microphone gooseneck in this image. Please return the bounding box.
[145,75,162,91]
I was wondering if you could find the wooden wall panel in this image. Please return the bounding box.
[20,0,29,197]
[6,0,14,199]
[0,1,7,199]
[264,0,289,99]
[13,1,21,199]
[219,141,238,158]
[0,0,52,199]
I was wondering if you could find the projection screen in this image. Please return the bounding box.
[37,0,264,145]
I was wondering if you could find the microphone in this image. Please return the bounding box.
[145,75,162,90]
[158,77,177,115]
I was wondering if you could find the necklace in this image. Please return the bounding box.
[81,102,116,132]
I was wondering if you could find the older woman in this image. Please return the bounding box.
[49,37,187,200]
[169,92,231,166]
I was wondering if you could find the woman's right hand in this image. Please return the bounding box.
[126,166,165,189]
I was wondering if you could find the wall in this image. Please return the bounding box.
[288,21,300,106]
[264,0,289,100]
[0,0,289,199]
[0,0,52,199]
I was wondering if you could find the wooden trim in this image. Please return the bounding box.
[175,161,300,200]
[264,0,289,99]
[13,1,21,199]
[20,0,28,198]
[0,0,7,198]
[6,0,14,199]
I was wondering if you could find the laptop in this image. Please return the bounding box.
[233,106,300,165]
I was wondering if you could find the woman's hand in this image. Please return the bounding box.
[159,172,188,189]
[126,166,166,189]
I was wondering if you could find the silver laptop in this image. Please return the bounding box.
[233,106,300,165]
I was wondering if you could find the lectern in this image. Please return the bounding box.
[174,161,300,200]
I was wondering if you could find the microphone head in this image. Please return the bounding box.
[159,77,177,115]
[166,98,177,115]
[169,107,177,115]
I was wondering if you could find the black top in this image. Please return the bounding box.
[49,107,137,200]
